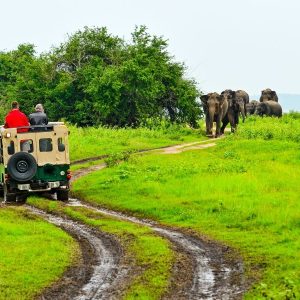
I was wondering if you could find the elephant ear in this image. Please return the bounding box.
[200,95,208,103]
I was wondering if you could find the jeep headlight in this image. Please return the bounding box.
[60,171,65,176]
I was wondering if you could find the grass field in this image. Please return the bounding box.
[72,114,300,299]
[0,207,79,300]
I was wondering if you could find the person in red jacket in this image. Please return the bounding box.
[4,101,29,133]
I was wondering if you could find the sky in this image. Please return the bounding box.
[1,0,300,96]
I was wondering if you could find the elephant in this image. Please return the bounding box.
[246,100,259,115]
[259,88,279,102]
[255,101,282,117]
[200,92,228,137]
[220,90,240,133]
[235,90,250,122]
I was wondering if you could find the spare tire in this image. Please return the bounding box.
[7,152,37,182]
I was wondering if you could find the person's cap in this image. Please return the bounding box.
[35,104,44,112]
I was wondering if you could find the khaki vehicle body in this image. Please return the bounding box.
[0,122,70,202]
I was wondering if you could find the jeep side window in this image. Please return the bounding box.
[7,141,15,155]
[57,137,65,152]
[39,138,53,152]
[20,139,34,153]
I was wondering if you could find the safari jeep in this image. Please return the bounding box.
[0,122,71,202]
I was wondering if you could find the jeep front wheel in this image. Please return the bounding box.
[4,184,16,202]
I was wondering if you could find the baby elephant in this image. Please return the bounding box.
[255,101,282,117]
[246,100,259,115]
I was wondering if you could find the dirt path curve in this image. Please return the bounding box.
[26,206,128,300]
[67,138,247,299]
[67,199,246,299]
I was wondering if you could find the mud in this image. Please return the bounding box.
[71,155,108,166]
[71,163,106,181]
[160,142,216,154]
[26,206,128,300]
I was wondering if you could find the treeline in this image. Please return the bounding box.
[0,26,201,127]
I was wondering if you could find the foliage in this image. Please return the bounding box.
[0,44,51,120]
[0,26,201,126]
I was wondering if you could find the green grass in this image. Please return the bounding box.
[27,198,175,300]
[72,115,300,299]
[0,207,79,300]
[68,124,204,162]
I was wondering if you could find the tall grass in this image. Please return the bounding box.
[234,113,300,142]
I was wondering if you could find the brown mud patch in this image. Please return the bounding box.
[36,228,95,300]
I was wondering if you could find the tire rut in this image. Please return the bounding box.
[67,198,246,299]
[26,205,128,300]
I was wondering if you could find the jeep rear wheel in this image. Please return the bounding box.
[57,189,69,201]
[7,152,37,182]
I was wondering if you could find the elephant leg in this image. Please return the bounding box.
[205,114,213,136]
[215,116,222,137]
[221,114,229,134]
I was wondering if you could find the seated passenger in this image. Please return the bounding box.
[4,101,29,133]
[29,104,48,127]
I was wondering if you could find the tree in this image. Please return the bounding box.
[0,26,201,127]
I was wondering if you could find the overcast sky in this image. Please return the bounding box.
[1,0,300,95]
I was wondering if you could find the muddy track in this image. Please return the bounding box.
[67,199,246,299]
[26,206,128,300]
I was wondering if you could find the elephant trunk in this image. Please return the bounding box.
[207,107,215,136]
[239,103,246,123]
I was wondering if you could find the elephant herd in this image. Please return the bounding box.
[200,88,283,137]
